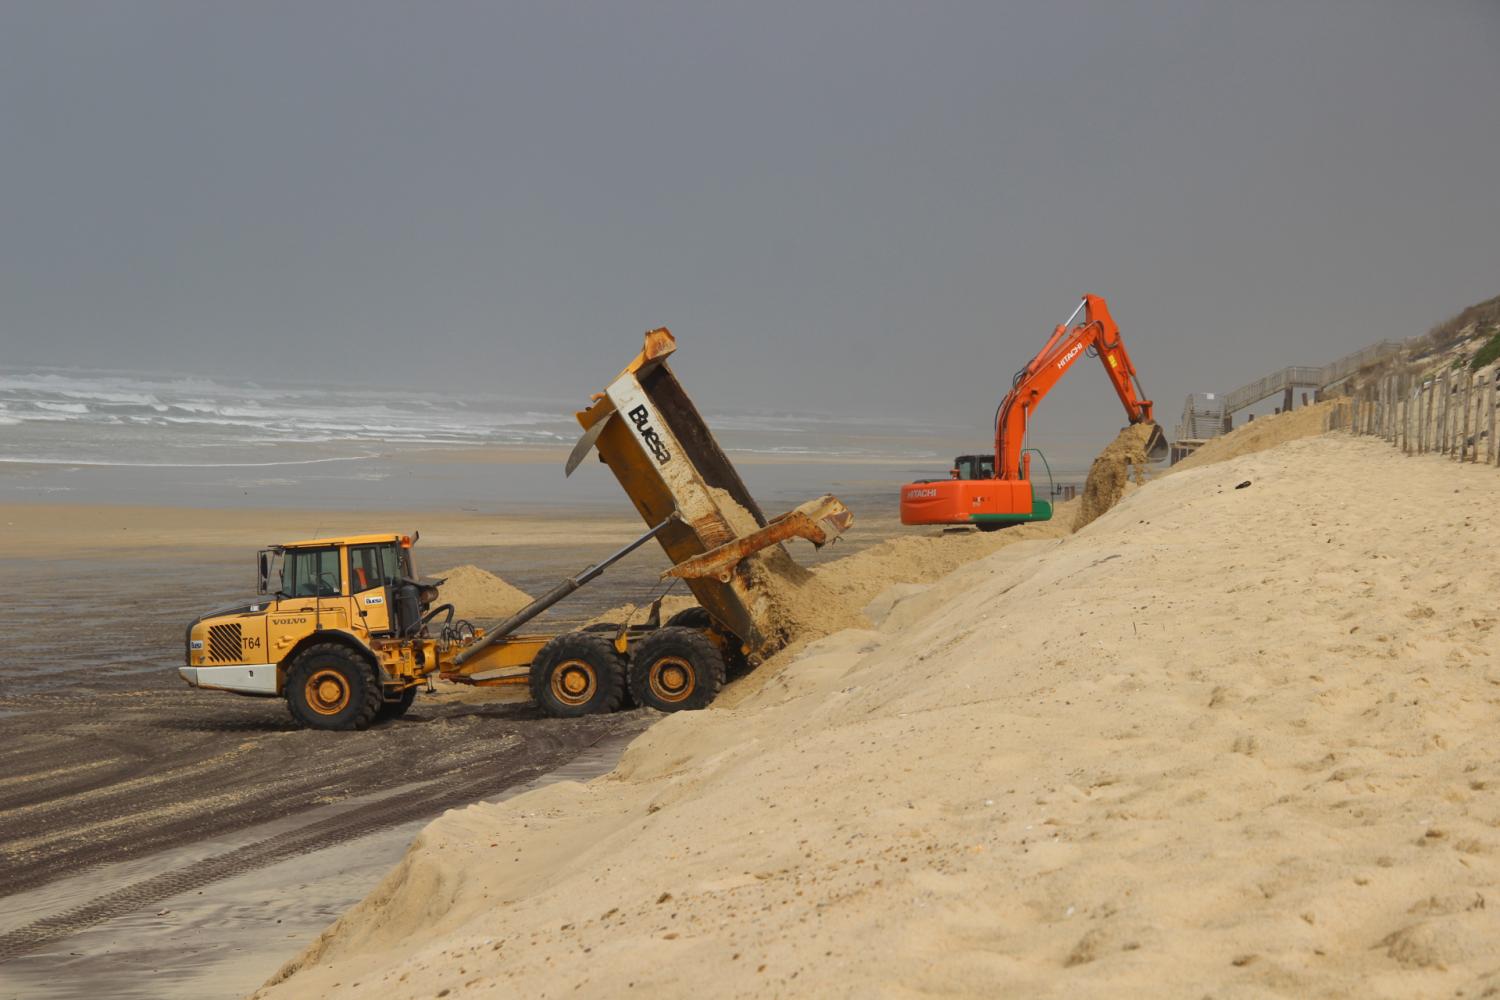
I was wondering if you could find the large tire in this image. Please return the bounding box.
[374,685,418,722]
[665,607,713,629]
[286,643,382,731]
[665,607,750,677]
[629,627,726,713]
[529,632,627,718]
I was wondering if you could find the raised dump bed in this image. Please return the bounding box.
[571,328,850,662]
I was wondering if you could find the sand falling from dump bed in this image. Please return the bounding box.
[702,486,867,645]
[427,565,532,620]
[1074,422,1156,531]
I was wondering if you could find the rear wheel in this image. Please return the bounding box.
[664,607,749,676]
[629,627,726,713]
[529,632,627,718]
[286,644,382,731]
[665,606,713,629]
[374,685,418,722]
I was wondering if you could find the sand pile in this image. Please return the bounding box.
[700,486,868,649]
[813,498,1079,610]
[1074,422,1157,530]
[260,435,1500,998]
[427,565,532,620]
[1171,399,1337,472]
[747,546,867,645]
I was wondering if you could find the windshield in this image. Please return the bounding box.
[280,547,341,598]
[955,455,995,480]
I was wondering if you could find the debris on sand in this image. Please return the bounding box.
[1075,423,1157,530]
[428,565,532,620]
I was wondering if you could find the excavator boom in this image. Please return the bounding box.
[995,294,1164,482]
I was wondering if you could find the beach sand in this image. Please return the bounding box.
[256,431,1500,999]
[0,503,648,559]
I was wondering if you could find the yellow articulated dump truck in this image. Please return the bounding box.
[180,329,853,730]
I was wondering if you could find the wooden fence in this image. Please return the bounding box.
[1325,367,1500,466]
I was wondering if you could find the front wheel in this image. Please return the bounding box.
[530,632,627,718]
[629,627,726,713]
[285,644,382,731]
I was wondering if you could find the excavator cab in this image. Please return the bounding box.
[951,454,996,480]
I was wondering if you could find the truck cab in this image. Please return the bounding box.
[182,533,436,728]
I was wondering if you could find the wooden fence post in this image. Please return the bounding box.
[1386,376,1394,442]
[1399,389,1407,453]
[1402,378,1411,454]
[1460,370,1472,461]
[1417,383,1426,453]
[1381,383,1388,438]
[1398,374,1410,452]
[1440,373,1451,456]
[1488,373,1497,466]
[1422,374,1434,452]
[1389,376,1397,443]
[1424,380,1434,454]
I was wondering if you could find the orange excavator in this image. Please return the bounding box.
[900,294,1166,530]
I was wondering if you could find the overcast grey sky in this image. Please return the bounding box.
[3,2,1497,461]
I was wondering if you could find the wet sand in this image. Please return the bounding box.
[0,492,911,997]
[0,519,672,998]
[0,730,643,1000]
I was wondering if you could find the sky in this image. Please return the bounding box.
[2,1,1497,467]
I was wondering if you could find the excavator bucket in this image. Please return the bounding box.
[1142,421,1169,463]
[570,329,852,661]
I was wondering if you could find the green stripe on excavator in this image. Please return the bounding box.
[969,500,1054,525]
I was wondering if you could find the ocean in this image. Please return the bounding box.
[0,365,1003,511]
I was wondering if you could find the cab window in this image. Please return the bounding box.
[282,547,341,597]
[956,455,994,480]
[349,543,404,593]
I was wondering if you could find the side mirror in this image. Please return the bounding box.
[257,551,271,595]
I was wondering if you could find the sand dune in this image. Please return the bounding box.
[257,432,1500,998]
[1171,399,1339,472]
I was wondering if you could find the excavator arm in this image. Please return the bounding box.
[993,294,1163,481]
